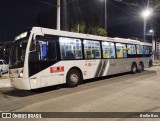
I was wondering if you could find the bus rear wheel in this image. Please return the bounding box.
[131,63,137,74]
[138,62,144,73]
[66,69,81,87]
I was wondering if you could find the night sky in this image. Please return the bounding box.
[0,0,158,42]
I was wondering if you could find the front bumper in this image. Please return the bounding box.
[10,78,23,90]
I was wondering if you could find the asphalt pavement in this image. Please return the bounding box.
[0,66,160,121]
[0,73,12,89]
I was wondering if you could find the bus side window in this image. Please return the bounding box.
[59,37,83,60]
[102,42,115,59]
[46,41,57,60]
[116,43,127,58]
[127,44,136,55]
[136,45,140,54]
[143,46,149,55]
[29,39,57,61]
[84,40,101,59]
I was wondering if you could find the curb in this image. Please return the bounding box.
[153,64,160,66]
[0,79,13,90]
[0,87,14,91]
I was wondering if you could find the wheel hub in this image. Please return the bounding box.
[70,73,78,83]
[133,66,136,72]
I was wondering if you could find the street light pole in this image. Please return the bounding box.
[104,0,107,36]
[143,17,147,42]
[150,29,156,60]
[141,8,152,41]
[57,0,61,30]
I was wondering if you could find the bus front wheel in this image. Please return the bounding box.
[66,69,81,87]
[131,63,137,74]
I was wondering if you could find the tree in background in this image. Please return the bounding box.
[89,26,106,36]
[70,21,86,33]
[70,21,106,36]
[96,27,106,36]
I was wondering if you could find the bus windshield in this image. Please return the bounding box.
[9,39,28,68]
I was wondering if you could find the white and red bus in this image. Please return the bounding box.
[9,27,153,90]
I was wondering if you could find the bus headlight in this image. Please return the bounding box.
[19,71,23,78]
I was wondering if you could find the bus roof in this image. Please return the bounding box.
[31,27,152,46]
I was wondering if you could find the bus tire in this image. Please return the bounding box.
[66,69,81,87]
[131,63,137,74]
[138,62,144,73]
[0,70,2,77]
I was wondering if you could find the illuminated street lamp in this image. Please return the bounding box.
[141,8,153,41]
[141,9,152,18]
[149,29,154,34]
